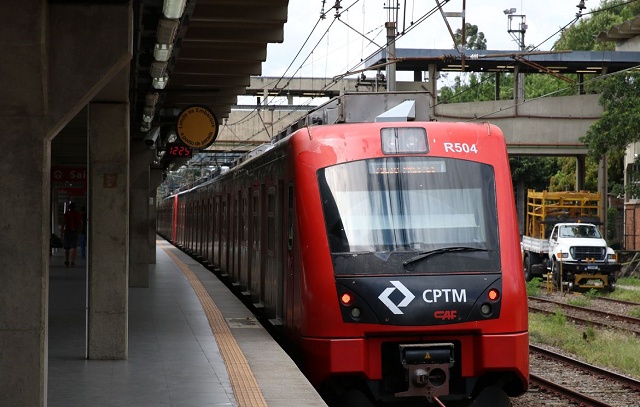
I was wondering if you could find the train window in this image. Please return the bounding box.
[318,156,500,274]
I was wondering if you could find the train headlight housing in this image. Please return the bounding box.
[340,292,362,320]
[381,127,428,154]
[487,288,500,301]
[480,288,500,317]
[480,303,492,316]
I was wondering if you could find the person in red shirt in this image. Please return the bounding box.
[62,202,83,266]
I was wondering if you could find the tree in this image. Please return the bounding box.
[453,23,487,50]
[581,71,640,160]
[510,157,561,191]
[554,0,640,51]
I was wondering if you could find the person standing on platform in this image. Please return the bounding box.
[62,202,83,266]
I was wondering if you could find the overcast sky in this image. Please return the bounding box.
[261,0,589,80]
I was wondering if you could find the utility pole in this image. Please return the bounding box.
[504,8,527,100]
[386,21,396,91]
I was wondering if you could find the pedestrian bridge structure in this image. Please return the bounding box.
[211,76,602,159]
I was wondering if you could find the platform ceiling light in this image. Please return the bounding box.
[142,106,155,123]
[154,43,174,62]
[153,74,169,90]
[163,0,187,19]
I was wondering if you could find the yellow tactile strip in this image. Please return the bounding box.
[161,243,268,407]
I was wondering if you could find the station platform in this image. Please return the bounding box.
[47,238,326,407]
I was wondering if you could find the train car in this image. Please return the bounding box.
[158,120,529,407]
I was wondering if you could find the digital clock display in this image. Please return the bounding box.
[166,143,193,158]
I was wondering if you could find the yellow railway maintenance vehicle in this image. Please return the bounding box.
[521,190,620,291]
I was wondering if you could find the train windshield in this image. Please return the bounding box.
[318,157,500,274]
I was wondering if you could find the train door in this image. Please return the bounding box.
[199,197,205,259]
[221,193,229,271]
[239,190,249,290]
[186,199,192,251]
[250,187,262,303]
[172,195,178,242]
[285,183,295,330]
[207,197,213,266]
[214,195,220,268]
[190,199,196,253]
[231,191,240,281]
[265,182,284,323]
[195,199,201,256]
[229,192,238,279]
[202,196,209,264]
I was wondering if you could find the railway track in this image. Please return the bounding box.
[524,344,640,407]
[596,295,640,308]
[528,296,640,335]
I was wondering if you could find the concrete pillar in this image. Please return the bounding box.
[0,1,48,405]
[385,22,396,92]
[149,168,164,263]
[88,103,129,359]
[130,142,153,286]
[0,119,49,406]
[428,64,438,117]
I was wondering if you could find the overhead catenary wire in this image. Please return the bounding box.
[198,1,636,171]
[225,1,465,151]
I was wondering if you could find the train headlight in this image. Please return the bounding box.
[350,307,362,319]
[381,127,428,154]
[340,292,353,306]
[487,288,500,301]
[480,303,492,316]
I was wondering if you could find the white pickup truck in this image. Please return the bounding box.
[521,222,619,290]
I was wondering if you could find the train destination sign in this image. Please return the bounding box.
[176,106,219,148]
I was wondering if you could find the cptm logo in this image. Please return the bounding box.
[378,281,415,315]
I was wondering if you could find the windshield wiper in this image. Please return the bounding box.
[403,246,488,270]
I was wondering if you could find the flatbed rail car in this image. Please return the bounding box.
[157,120,529,407]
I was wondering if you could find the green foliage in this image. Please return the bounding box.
[551,309,567,325]
[617,277,640,286]
[440,3,636,193]
[583,326,597,341]
[568,296,591,307]
[510,157,561,191]
[529,312,640,378]
[581,71,640,161]
[453,23,487,50]
[584,288,601,300]
[553,0,640,51]
[526,278,542,297]
[629,307,640,318]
